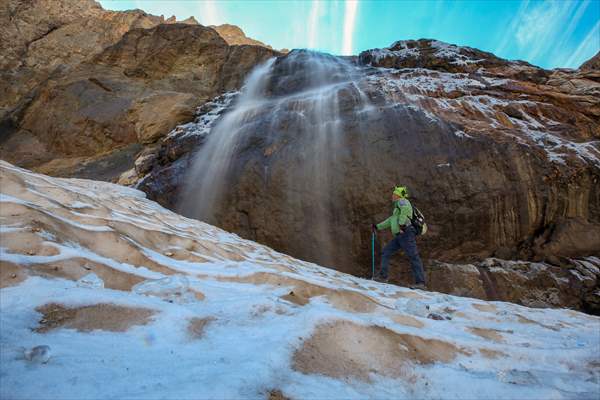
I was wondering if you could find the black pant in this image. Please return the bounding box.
[380,226,426,284]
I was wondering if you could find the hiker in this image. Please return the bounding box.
[371,186,426,289]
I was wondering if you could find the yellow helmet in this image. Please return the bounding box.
[393,186,408,198]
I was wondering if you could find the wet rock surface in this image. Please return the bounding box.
[133,46,599,312]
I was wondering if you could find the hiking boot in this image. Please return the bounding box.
[373,275,389,283]
[410,283,427,290]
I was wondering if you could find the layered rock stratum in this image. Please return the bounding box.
[1,161,599,399]
[0,0,278,178]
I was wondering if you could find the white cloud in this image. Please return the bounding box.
[566,20,600,68]
[307,0,320,49]
[495,0,530,56]
[342,0,359,55]
[514,0,576,63]
[552,0,591,66]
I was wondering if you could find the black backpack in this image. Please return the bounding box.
[410,205,427,236]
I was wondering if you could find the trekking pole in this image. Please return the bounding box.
[371,230,375,279]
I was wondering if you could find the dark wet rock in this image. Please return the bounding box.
[134,45,599,313]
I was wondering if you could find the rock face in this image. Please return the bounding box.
[132,42,599,313]
[411,258,600,314]
[211,24,272,48]
[0,0,161,126]
[0,0,279,179]
[580,51,600,71]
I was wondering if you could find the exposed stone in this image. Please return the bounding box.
[0,1,280,181]
[580,51,600,71]
[130,92,197,144]
[409,258,600,314]
[211,24,272,48]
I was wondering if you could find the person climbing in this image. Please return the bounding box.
[371,186,427,289]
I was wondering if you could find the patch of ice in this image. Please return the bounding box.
[0,224,26,233]
[70,201,94,209]
[24,345,51,364]
[519,127,600,167]
[132,275,196,304]
[76,273,104,289]
[399,299,430,317]
[482,76,510,87]
[497,369,538,385]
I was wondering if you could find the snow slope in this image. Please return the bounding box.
[1,161,599,400]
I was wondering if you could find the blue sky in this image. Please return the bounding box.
[98,0,599,69]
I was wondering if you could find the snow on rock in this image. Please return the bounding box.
[166,91,238,140]
[361,66,600,169]
[364,42,421,65]
[1,161,599,399]
[360,39,492,70]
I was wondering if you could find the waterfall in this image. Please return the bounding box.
[179,50,373,267]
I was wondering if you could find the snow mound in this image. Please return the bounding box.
[1,161,599,399]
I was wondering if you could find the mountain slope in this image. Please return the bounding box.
[0,0,279,181]
[1,161,598,399]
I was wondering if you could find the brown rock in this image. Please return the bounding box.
[0,0,163,125]
[1,10,280,181]
[130,92,197,144]
[580,51,600,71]
[211,24,272,49]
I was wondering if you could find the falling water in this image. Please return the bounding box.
[179,50,374,267]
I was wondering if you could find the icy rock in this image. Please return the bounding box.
[76,273,104,289]
[400,299,430,317]
[497,369,538,385]
[133,275,194,303]
[24,345,51,364]
[427,312,450,321]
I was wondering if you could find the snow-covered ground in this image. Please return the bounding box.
[1,161,599,400]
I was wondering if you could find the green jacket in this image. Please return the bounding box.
[376,198,413,235]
